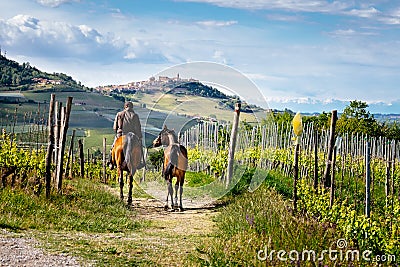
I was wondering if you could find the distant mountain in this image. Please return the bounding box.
[267,98,400,116]
[0,54,85,92]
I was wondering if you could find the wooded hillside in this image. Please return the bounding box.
[0,54,85,91]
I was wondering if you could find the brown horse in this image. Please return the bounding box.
[111,132,142,206]
[153,126,188,211]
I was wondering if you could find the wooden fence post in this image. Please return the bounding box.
[330,145,337,208]
[79,139,84,177]
[323,110,338,187]
[103,137,107,183]
[226,102,241,188]
[45,94,55,198]
[65,129,75,177]
[365,141,371,218]
[385,141,392,197]
[392,141,397,196]
[56,107,66,191]
[56,97,73,193]
[54,101,62,168]
[313,130,319,191]
[69,150,75,178]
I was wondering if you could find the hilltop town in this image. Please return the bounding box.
[95,74,199,94]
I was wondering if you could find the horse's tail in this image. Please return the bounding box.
[179,144,188,169]
[123,132,139,174]
[165,144,179,175]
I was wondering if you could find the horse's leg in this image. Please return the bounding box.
[168,177,174,210]
[179,179,184,211]
[164,169,170,209]
[174,181,179,207]
[127,171,134,207]
[165,180,172,209]
[119,169,124,201]
[165,192,169,210]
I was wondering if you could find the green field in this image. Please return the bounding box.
[131,90,266,124]
[0,88,267,151]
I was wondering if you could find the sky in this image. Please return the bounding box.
[1,0,400,113]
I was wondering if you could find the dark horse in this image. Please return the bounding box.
[153,126,188,211]
[111,132,142,206]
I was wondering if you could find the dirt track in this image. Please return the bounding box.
[129,197,218,266]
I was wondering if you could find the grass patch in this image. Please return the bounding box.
[185,171,215,187]
[0,177,157,265]
[0,178,143,233]
[83,127,115,151]
[190,174,341,266]
[34,231,155,266]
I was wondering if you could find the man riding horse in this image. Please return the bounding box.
[109,101,145,170]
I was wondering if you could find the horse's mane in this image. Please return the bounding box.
[162,127,178,143]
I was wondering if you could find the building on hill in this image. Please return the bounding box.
[32,77,63,86]
[94,74,200,94]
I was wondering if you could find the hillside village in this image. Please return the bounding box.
[95,74,199,94]
[32,77,63,86]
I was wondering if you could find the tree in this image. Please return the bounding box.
[262,110,293,126]
[381,121,400,141]
[336,100,382,137]
[303,112,330,132]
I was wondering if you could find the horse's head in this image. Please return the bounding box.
[152,134,162,147]
[153,125,177,147]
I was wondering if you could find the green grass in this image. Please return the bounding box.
[83,127,115,152]
[185,171,215,187]
[187,166,398,266]
[0,178,143,232]
[191,181,340,266]
[130,90,264,123]
[0,177,158,266]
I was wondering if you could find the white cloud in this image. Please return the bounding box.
[8,14,41,30]
[178,0,350,13]
[245,73,287,82]
[332,28,356,36]
[345,7,380,18]
[178,0,400,26]
[378,8,400,25]
[328,28,378,37]
[36,0,79,8]
[212,50,227,64]
[196,20,238,27]
[379,17,400,25]
[266,14,304,22]
[0,15,169,63]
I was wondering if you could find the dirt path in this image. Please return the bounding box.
[129,197,219,266]
[101,184,221,265]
